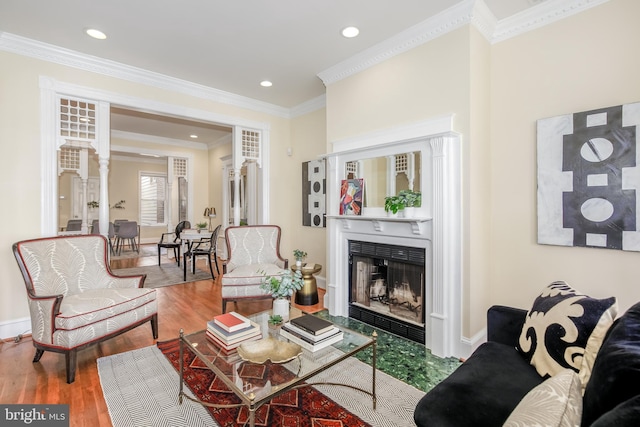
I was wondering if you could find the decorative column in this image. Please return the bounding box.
[246,161,257,225]
[166,157,174,232]
[98,157,110,235]
[96,100,111,237]
[232,168,241,226]
[79,148,89,234]
[428,134,461,358]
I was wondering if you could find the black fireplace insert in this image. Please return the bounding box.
[348,240,426,344]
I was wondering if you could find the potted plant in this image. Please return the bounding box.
[384,195,405,217]
[398,190,421,217]
[260,269,304,320]
[293,249,307,267]
[268,314,283,330]
[195,222,208,233]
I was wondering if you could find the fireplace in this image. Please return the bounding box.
[348,240,426,343]
[324,116,464,358]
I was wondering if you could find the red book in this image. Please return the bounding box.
[213,312,251,332]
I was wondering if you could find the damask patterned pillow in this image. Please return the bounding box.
[517,281,617,380]
[503,369,583,427]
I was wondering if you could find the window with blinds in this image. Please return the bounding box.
[140,173,166,226]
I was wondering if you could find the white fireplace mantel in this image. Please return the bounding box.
[323,115,464,359]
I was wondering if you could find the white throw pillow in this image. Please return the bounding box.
[503,369,583,427]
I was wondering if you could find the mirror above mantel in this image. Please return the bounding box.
[323,135,432,218]
[346,152,421,208]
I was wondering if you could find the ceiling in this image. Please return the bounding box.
[1,0,548,144]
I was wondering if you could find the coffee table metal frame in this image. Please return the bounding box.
[177,310,377,427]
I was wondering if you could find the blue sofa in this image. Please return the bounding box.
[414,302,640,426]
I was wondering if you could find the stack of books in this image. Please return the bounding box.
[280,314,343,352]
[206,312,262,353]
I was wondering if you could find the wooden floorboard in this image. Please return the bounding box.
[0,250,325,427]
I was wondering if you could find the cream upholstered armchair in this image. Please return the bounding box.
[12,234,158,383]
[221,225,288,313]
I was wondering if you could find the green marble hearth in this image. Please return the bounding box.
[314,310,461,392]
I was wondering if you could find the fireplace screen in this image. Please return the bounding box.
[350,251,424,325]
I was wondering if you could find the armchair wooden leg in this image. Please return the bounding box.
[33,348,44,363]
[222,299,227,314]
[150,314,159,339]
[65,349,78,384]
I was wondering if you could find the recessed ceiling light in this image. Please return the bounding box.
[190,134,198,139]
[86,28,107,40]
[341,26,359,38]
[260,80,273,87]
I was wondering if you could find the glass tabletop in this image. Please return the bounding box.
[180,307,375,405]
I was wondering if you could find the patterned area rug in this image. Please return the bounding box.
[98,343,423,427]
[111,244,160,260]
[113,263,213,288]
[158,339,370,426]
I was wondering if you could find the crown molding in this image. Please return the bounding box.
[290,95,326,118]
[207,132,233,150]
[110,153,166,165]
[0,32,292,119]
[318,0,477,86]
[492,0,610,43]
[318,0,609,85]
[111,130,209,150]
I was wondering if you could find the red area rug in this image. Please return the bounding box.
[158,339,371,427]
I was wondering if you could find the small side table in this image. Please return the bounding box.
[292,263,321,305]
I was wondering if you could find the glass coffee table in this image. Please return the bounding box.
[178,308,377,427]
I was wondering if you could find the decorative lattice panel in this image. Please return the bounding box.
[396,154,408,174]
[59,97,96,141]
[173,158,187,178]
[346,161,358,175]
[241,130,260,160]
[58,147,81,172]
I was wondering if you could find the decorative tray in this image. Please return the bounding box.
[237,338,302,364]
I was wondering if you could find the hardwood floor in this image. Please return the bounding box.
[0,249,325,427]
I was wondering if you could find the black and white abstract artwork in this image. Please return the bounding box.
[537,102,640,251]
[302,159,326,227]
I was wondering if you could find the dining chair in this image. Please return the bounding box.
[90,219,100,234]
[157,220,190,266]
[115,220,139,255]
[183,224,221,281]
[65,219,82,231]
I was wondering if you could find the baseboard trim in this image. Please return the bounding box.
[0,317,31,341]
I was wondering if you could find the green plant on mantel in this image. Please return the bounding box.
[384,195,405,214]
[398,190,421,207]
